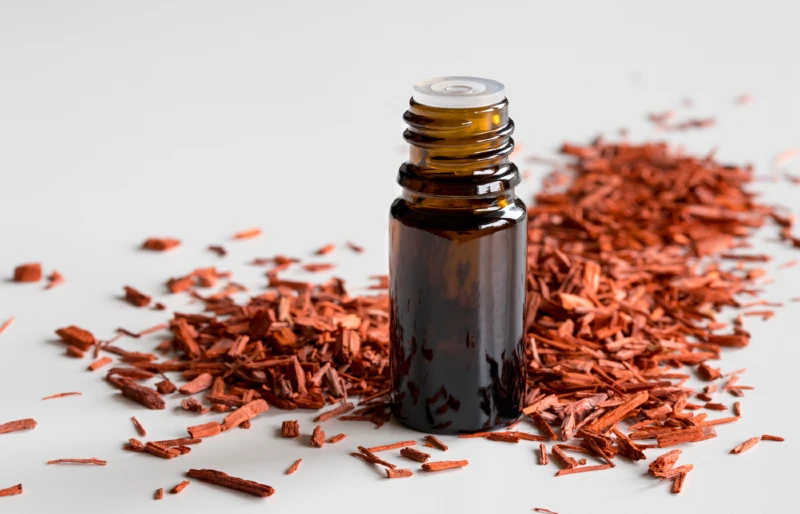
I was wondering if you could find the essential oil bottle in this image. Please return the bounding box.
[389,77,527,434]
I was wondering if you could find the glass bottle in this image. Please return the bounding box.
[389,77,527,434]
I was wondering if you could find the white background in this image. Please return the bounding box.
[1,1,798,513]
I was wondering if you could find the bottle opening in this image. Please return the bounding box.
[413,76,505,109]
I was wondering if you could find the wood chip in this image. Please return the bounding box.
[311,425,325,448]
[0,484,23,497]
[328,433,347,444]
[142,238,180,251]
[186,469,274,497]
[424,435,448,451]
[286,458,302,475]
[0,316,14,337]
[0,418,37,435]
[400,447,430,463]
[47,458,106,466]
[367,440,417,453]
[154,488,163,500]
[731,437,760,454]
[385,468,413,479]
[42,392,81,400]
[421,460,468,472]
[13,263,42,282]
[131,417,147,437]
[170,481,190,494]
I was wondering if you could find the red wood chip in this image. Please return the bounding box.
[0,418,37,435]
[0,316,13,337]
[179,373,215,395]
[385,468,413,479]
[55,326,96,351]
[286,458,302,475]
[186,469,274,497]
[731,437,760,454]
[208,245,227,257]
[421,460,468,472]
[123,286,151,307]
[281,420,299,438]
[187,422,223,439]
[328,433,347,444]
[170,481,190,494]
[534,509,559,514]
[142,238,181,251]
[400,447,430,463]
[0,484,23,497]
[310,425,325,448]
[47,458,106,466]
[367,440,417,453]
[87,357,113,371]
[761,434,785,442]
[314,243,335,255]
[233,228,262,240]
[13,263,42,282]
[346,241,364,253]
[424,435,448,451]
[154,488,163,500]
[131,417,147,437]
[42,392,81,400]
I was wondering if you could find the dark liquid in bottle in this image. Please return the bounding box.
[389,198,527,433]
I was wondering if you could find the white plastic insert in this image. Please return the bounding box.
[412,76,506,108]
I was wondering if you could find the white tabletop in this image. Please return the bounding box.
[1,1,798,513]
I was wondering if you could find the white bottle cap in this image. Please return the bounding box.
[412,76,506,108]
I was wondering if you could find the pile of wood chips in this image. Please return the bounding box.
[4,138,795,502]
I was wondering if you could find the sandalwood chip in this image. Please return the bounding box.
[731,437,760,454]
[0,484,23,497]
[761,434,785,442]
[154,488,163,500]
[42,392,81,400]
[286,458,302,475]
[534,509,559,514]
[356,446,396,469]
[281,420,300,438]
[186,469,274,497]
[120,382,165,410]
[155,379,177,394]
[187,422,223,439]
[87,357,113,371]
[366,440,417,453]
[222,399,268,430]
[131,417,147,437]
[424,435,448,451]
[313,402,354,422]
[400,447,430,463]
[179,373,214,394]
[124,286,151,307]
[142,238,180,251]
[385,468,413,479]
[233,228,262,240]
[66,345,84,358]
[170,481,190,494]
[539,443,549,465]
[0,418,37,435]
[47,458,106,466]
[310,425,325,448]
[55,326,96,351]
[0,317,14,337]
[421,460,468,472]
[13,263,42,282]
[328,433,347,444]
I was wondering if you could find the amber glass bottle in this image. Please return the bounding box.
[389,77,527,434]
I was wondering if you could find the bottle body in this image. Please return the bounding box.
[389,79,527,434]
[389,193,527,433]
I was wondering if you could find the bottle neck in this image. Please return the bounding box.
[397,99,520,199]
[401,188,517,213]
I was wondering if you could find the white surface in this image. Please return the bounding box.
[413,76,506,108]
[0,1,799,513]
